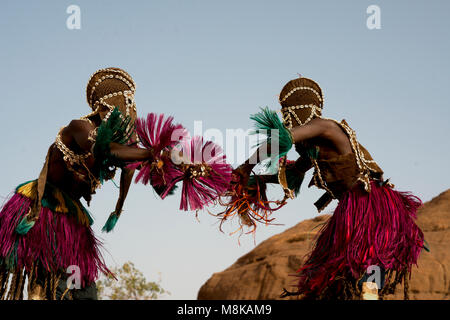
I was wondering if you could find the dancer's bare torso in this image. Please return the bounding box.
[47,119,100,202]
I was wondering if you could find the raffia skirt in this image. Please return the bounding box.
[295,180,425,300]
[0,180,110,300]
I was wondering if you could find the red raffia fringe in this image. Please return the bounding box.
[127,113,188,195]
[0,193,111,288]
[217,170,287,236]
[129,113,233,211]
[165,136,233,211]
[294,180,424,299]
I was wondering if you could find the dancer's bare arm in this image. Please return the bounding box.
[113,167,135,215]
[289,118,332,143]
[236,119,330,178]
[66,120,153,161]
[109,143,153,161]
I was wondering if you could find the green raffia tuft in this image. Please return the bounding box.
[15,217,35,235]
[94,107,135,184]
[250,107,293,171]
[286,168,305,197]
[82,207,94,226]
[306,145,319,160]
[423,239,431,252]
[102,213,119,233]
[246,175,260,198]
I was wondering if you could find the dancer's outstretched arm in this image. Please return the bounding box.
[68,119,154,162]
[289,118,331,143]
[236,119,330,180]
[109,142,153,161]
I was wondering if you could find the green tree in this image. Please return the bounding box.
[96,261,169,300]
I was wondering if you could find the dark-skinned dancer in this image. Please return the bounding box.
[229,77,425,300]
[0,68,154,300]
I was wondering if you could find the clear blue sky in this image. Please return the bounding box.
[0,0,449,299]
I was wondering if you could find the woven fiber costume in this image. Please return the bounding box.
[0,68,143,300]
[220,77,425,300]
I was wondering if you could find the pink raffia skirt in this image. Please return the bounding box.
[295,180,425,300]
[0,181,110,299]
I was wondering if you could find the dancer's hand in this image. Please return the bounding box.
[233,162,253,186]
